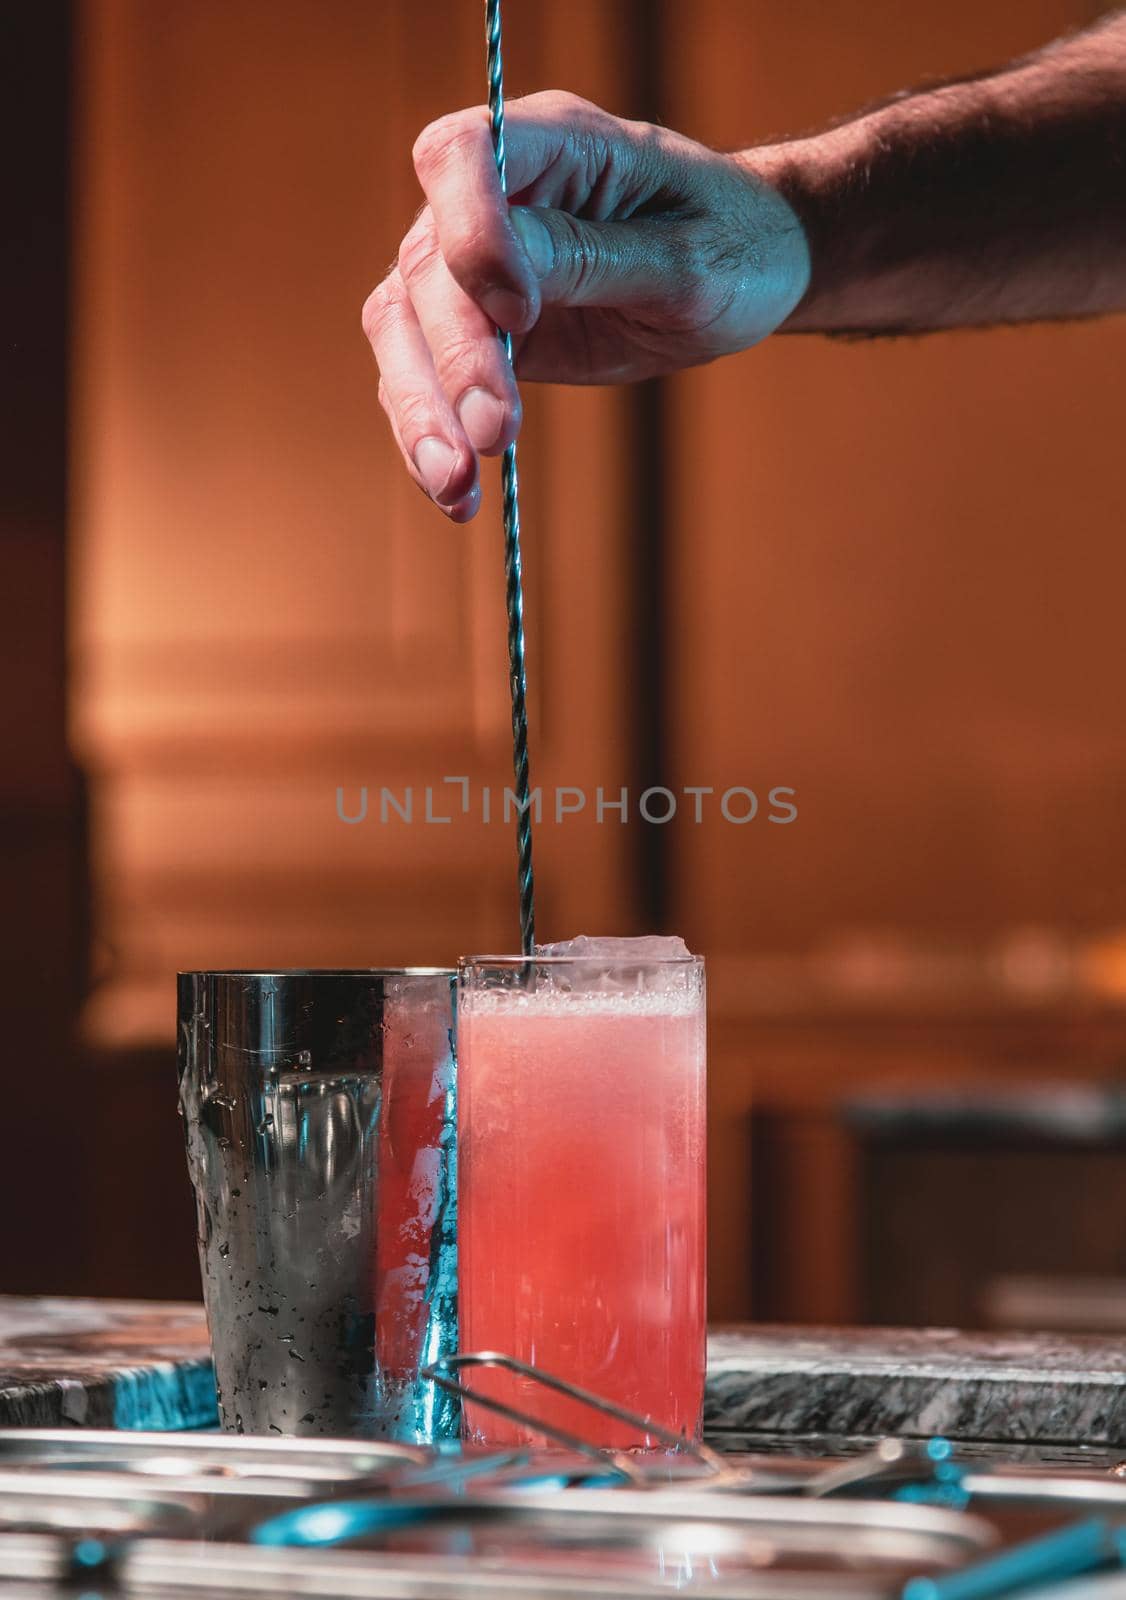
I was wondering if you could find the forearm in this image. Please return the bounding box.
[746,11,1126,334]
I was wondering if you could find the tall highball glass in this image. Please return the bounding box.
[457,950,706,1449]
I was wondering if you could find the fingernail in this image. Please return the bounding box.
[457,387,505,451]
[447,483,482,524]
[414,436,459,503]
[510,207,554,278]
[480,284,529,332]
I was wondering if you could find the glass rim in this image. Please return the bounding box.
[178,967,456,979]
[457,953,704,969]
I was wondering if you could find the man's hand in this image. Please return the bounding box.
[362,91,810,521]
[364,14,1126,520]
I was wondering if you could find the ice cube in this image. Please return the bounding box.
[536,934,693,960]
[528,933,698,1008]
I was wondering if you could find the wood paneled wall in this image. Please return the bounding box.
[0,3,89,1294]
[71,1,1126,1313]
[71,0,645,1049]
[656,0,1126,1316]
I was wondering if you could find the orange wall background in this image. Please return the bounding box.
[670,0,1126,960]
[661,0,1126,1313]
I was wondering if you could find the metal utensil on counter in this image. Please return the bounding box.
[420,1356,972,1501]
[27,1426,1126,1600]
[0,1474,202,1540]
[422,1352,741,1487]
[178,969,459,1443]
[245,1484,996,1585]
[0,1428,428,1484]
[0,1431,435,1555]
[902,1517,1124,1600]
[11,1428,1126,1599]
[0,1492,996,1597]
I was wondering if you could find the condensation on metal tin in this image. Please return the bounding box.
[177,971,460,1445]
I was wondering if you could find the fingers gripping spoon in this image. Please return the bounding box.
[485,0,536,957]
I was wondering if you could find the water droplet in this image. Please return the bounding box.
[256,1114,274,1134]
[218,1242,229,1258]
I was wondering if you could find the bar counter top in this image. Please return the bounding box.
[3,1296,1125,1457]
[0,1297,216,1430]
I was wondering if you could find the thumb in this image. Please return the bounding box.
[510,204,693,311]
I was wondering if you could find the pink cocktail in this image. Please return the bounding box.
[458,940,706,1449]
[375,982,455,1387]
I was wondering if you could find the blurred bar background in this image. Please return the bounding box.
[4,0,1126,1327]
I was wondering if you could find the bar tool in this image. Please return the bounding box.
[177,969,458,1442]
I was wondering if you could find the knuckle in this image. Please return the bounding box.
[411,114,453,174]
[671,276,717,329]
[397,215,440,284]
[666,234,724,327]
[577,233,611,295]
[395,392,439,443]
[555,213,611,296]
[519,88,597,122]
[360,279,398,344]
[412,110,483,178]
[435,330,490,386]
[446,218,504,290]
[675,289,711,329]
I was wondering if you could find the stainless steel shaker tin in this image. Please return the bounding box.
[177,970,458,1442]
